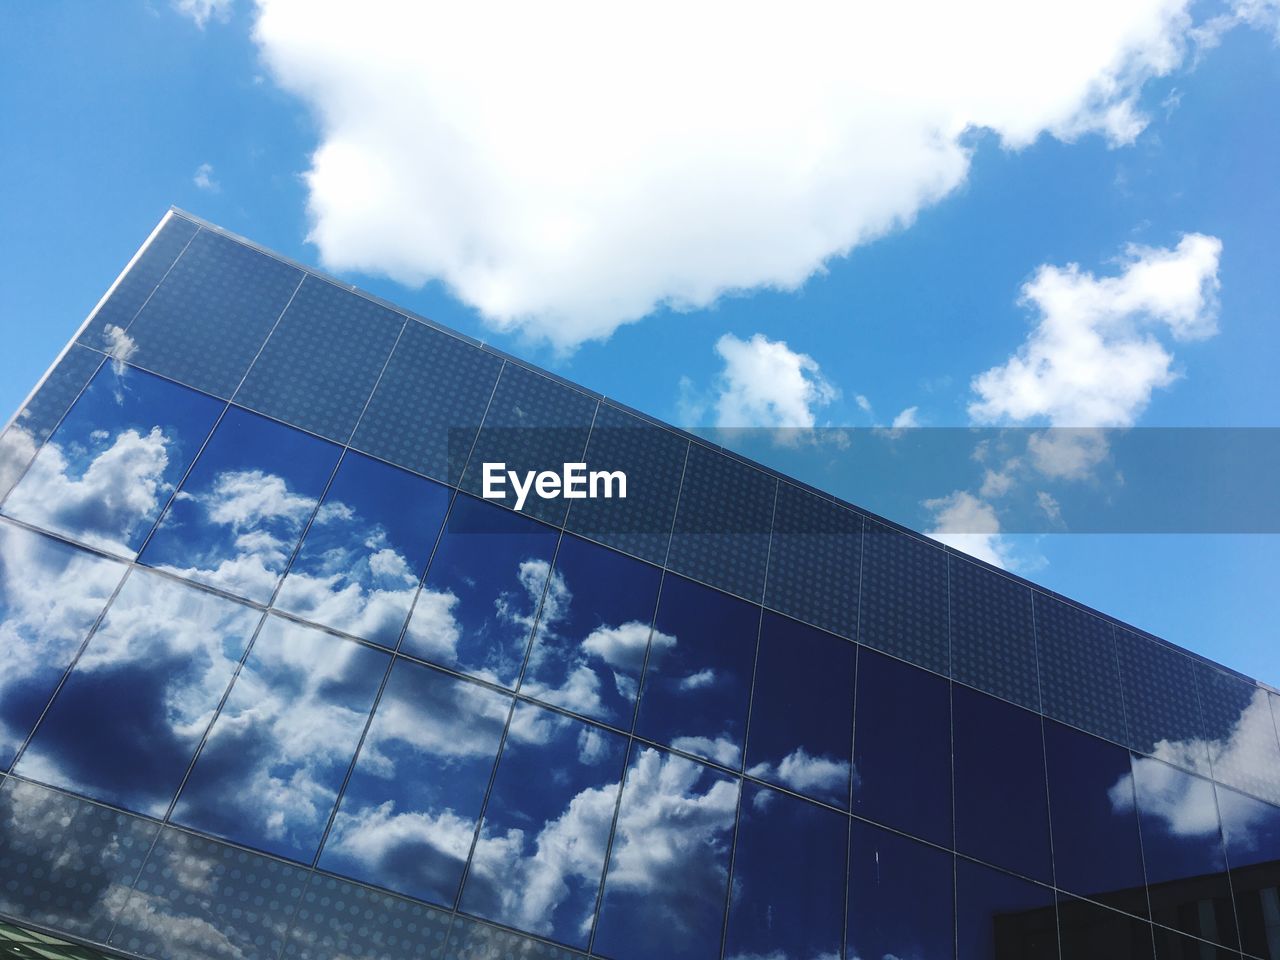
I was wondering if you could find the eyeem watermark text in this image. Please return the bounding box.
[482,462,627,512]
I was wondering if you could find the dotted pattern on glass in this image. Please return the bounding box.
[0,778,158,944]
[122,229,303,398]
[1194,663,1280,805]
[234,277,405,443]
[858,522,949,674]
[445,915,587,960]
[1033,594,1128,743]
[77,214,199,351]
[666,444,776,603]
[350,320,504,486]
[283,874,451,960]
[763,483,862,639]
[949,555,1039,710]
[110,828,309,960]
[562,403,688,565]
[5,344,105,448]
[459,364,597,527]
[1115,628,1210,775]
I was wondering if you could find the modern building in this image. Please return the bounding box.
[0,210,1276,960]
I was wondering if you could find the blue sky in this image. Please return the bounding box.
[1,1,1276,682]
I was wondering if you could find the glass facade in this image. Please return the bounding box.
[0,209,1276,960]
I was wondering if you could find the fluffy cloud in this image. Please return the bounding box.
[712,334,838,431]
[924,489,1013,569]
[970,234,1222,427]
[250,0,1213,348]
[748,747,850,797]
[173,0,234,29]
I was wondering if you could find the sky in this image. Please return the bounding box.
[0,0,1276,683]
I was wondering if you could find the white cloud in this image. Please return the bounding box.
[891,406,920,430]
[174,0,233,29]
[193,162,220,192]
[970,234,1222,428]
[0,427,37,501]
[249,0,1214,348]
[924,489,1012,569]
[712,334,838,431]
[748,747,850,797]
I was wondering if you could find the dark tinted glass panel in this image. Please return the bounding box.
[350,320,504,486]
[1034,594,1127,743]
[846,818,954,960]
[745,612,855,807]
[140,407,341,603]
[1152,928,1242,960]
[1195,665,1280,806]
[1127,757,1238,947]
[446,916,586,960]
[404,494,560,687]
[275,453,451,647]
[1215,785,1280,959]
[3,363,223,556]
[666,444,775,602]
[16,570,260,816]
[592,746,738,960]
[954,684,1053,882]
[1115,629,1209,775]
[282,874,452,960]
[122,229,303,398]
[459,364,598,526]
[562,403,688,565]
[172,615,388,861]
[320,658,510,905]
[78,213,198,351]
[1044,721,1148,914]
[1057,896,1155,960]
[235,277,405,442]
[0,778,158,943]
[950,555,1039,710]
[723,783,846,960]
[957,858,1060,960]
[109,828,308,960]
[461,703,628,948]
[859,521,949,673]
[633,574,758,768]
[763,483,862,639]
[852,648,952,846]
[0,523,126,768]
[520,535,662,727]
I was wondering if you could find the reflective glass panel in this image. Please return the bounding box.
[319,658,510,906]
[0,522,126,768]
[1196,665,1280,806]
[858,522,949,673]
[16,569,260,816]
[403,494,559,687]
[461,702,628,948]
[1125,756,1238,948]
[851,648,952,846]
[956,858,1060,960]
[3,363,222,556]
[846,818,954,960]
[745,612,855,808]
[950,555,1039,710]
[1044,721,1148,915]
[592,746,739,960]
[282,873,452,960]
[1152,928,1241,960]
[109,827,308,960]
[1034,594,1127,743]
[172,615,388,861]
[140,406,341,604]
[723,782,846,960]
[446,916,586,960]
[1057,895,1155,960]
[1115,628,1209,776]
[633,574,758,769]
[519,535,663,728]
[953,684,1053,883]
[1215,784,1280,959]
[275,453,451,647]
[0,778,158,943]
